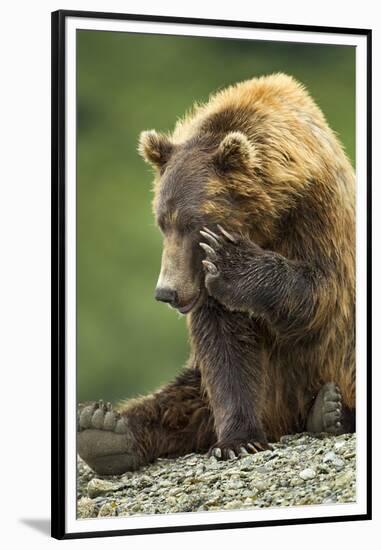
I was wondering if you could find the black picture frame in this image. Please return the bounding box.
[51,9,372,540]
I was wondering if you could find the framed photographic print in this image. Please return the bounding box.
[51,9,372,540]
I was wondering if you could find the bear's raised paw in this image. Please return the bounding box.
[200,225,263,311]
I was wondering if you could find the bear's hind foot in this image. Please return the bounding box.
[306,382,345,435]
[78,400,126,432]
[77,401,142,475]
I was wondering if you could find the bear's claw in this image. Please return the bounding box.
[202,260,218,275]
[199,226,239,271]
[199,242,217,261]
[217,224,236,243]
[200,225,237,250]
[208,439,271,460]
[200,226,232,277]
[200,228,220,249]
[200,225,250,308]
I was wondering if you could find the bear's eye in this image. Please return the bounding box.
[159,165,167,176]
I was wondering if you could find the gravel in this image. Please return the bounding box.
[77,432,356,518]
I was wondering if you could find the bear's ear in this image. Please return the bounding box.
[138,130,174,169]
[214,131,257,172]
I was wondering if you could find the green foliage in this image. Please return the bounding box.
[77,30,355,403]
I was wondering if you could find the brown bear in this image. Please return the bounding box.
[78,73,355,475]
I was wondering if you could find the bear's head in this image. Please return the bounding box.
[138,128,276,314]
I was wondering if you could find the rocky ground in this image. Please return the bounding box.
[77,432,356,518]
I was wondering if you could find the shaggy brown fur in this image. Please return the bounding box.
[78,74,355,472]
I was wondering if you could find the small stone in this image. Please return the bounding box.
[323,496,337,504]
[205,490,223,506]
[98,502,117,517]
[240,456,257,469]
[334,441,346,453]
[135,475,152,488]
[159,479,172,486]
[279,479,290,487]
[323,451,337,463]
[242,489,256,498]
[332,458,345,471]
[225,479,245,490]
[299,468,316,480]
[335,470,354,488]
[289,478,304,487]
[252,479,269,492]
[280,434,299,444]
[287,453,300,465]
[343,451,356,459]
[201,473,220,483]
[168,487,182,496]
[77,497,98,518]
[87,478,123,498]
[224,500,243,510]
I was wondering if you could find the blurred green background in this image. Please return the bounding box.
[77,30,355,403]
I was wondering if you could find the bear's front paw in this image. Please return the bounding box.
[208,438,271,461]
[199,225,261,310]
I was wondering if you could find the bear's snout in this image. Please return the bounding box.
[155,286,179,307]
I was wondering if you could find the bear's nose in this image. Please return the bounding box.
[155,287,178,306]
